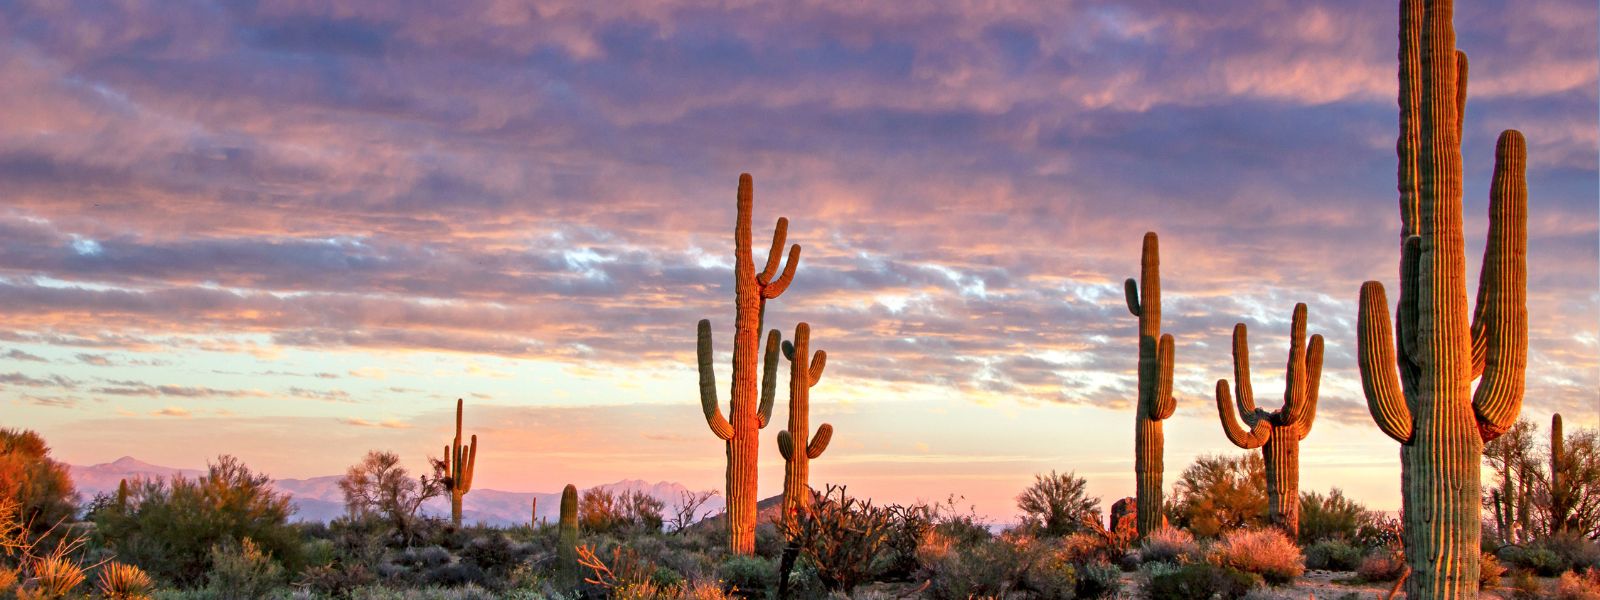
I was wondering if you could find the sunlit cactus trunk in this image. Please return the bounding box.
[443,398,478,528]
[697,174,800,555]
[778,322,833,531]
[1124,231,1176,539]
[558,484,578,581]
[1214,303,1324,539]
[1357,0,1528,596]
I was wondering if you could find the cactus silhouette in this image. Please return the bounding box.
[558,484,578,581]
[1214,303,1324,539]
[530,497,538,527]
[1550,414,1575,534]
[696,173,799,555]
[1124,231,1176,539]
[442,398,478,527]
[1357,0,1528,595]
[778,322,833,530]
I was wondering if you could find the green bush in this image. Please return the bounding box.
[1143,562,1260,600]
[1303,539,1363,571]
[1167,454,1268,538]
[1074,560,1123,599]
[920,533,1033,600]
[1504,544,1567,577]
[1017,471,1101,537]
[716,555,775,597]
[204,538,285,599]
[1297,489,1368,545]
[1022,547,1077,600]
[92,455,301,587]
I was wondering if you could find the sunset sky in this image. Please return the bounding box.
[1,0,1595,521]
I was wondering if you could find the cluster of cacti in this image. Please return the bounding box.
[1357,0,1528,595]
[443,398,478,527]
[1124,231,1176,539]
[778,322,833,530]
[696,173,802,555]
[1213,303,1324,539]
[1490,462,1531,543]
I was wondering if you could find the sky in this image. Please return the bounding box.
[0,0,1596,521]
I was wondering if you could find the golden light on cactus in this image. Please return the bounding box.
[1356,0,1529,595]
[778,322,833,531]
[1214,302,1324,539]
[1124,231,1176,539]
[443,398,479,527]
[696,173,800,556]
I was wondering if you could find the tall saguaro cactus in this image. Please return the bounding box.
[697,173,800,555]
[1124,231,1176,539]
[1214,303,1324,539]
[1357,0,1528,596]
[778,322,833,530]
[558,484,578,581]
[1550,413,1574,534]
[443,398,478,527]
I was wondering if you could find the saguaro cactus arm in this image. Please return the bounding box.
[696,320,735,441]
[1152,334,1176,421]
[1469,131,1527,442]
[1358,283,1414,444]
[459,435,477,493]
[777,429,795,460]
[758,329,781,428]
[738,174,801,299]
[1298,334,1324,440]
[1216,379,1271,449]
[1124,279,1142,316]
[808,423,832,458]
[1230,323,1262,427]
[1280,304,1312,427]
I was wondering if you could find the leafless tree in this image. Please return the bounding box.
[339,451,443,543]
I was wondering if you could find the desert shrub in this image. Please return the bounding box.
[1208,528,1303,585]
[30,554,88,598]
[1138,527,1199,565]
[920,532,1036,600]
[1509,569,1542,600]
[423,562,488,589]
[1504,544,1568,576]
[0,429,78,540]
[1355,550,1405,583]
[1143,562,1260,600]
[1021,544,1078,600]
[1353,512,1403,550]
[1167,454,1268,538]
[1555,570,1600,600]
[877,502,935,581]
[97,562,156,600]
[92,456,301,587]
[1481,552,1507,589]
[579,489,665,535]
[204,538,285,598]
[339,451,444,546]
[1303,539,1362,571]
[1075,560,1122,599]
[715,555,775,597]
[785,485,893,593]
[1297,489,1368,544]
[459,532,522,579]
[297,563,376,598]
[1017,471,1101,537]
[752,522,785,560]
[1532,531,1600,573]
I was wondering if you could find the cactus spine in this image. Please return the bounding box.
[697,173,799,555]
[1124,231,1176,539]
[558,484,578,580]
[1357,0,1528,595]
[443,398,478,527]
[778,322,833,531]
[1214,303,1324,539]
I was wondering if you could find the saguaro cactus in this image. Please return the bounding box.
[1214,303,1324,539]
[1357,0,1528,595]
[1550,413,1574,534]
[1124,231,1176,539]
[558,484,578,579]
[697,173,800,555]
[442,398,478,527]
[778,322,833,530]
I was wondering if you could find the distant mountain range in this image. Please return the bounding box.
[69,457,724,527]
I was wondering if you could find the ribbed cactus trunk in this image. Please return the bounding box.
[1214,303,1324,540]
[444,398,477,528]
[1357,0,1528,596]
[697,174,800,555]
[1124,232,1176,539]
[558,484,578,581]
[778,322,833,531]
[1550,413,1573,534]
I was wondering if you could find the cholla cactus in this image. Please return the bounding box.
[1124,231,1176,539]
[1357,0,1528,595]
[442,398,478,527]
[778,322,833,530]
[697,173,800,555]
[1214,303,1324,539]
